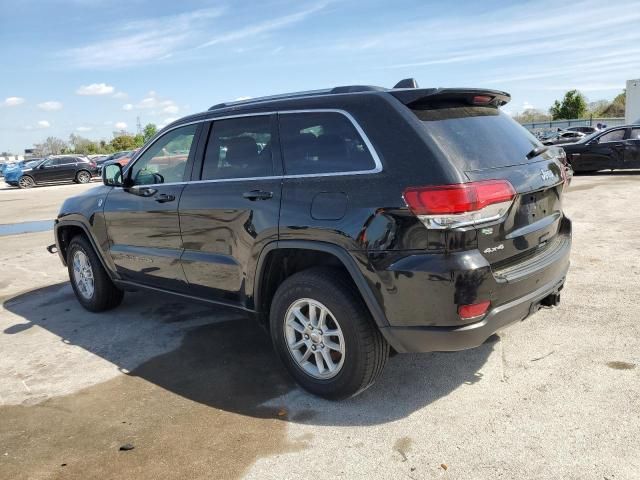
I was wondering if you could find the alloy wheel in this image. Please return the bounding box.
[72,250,95,299]
[284,298,345,379]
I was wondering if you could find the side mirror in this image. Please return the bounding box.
[102,163,124,187]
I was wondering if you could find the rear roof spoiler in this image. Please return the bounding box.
[390,88,511,108]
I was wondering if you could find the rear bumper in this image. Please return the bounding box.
[380,271,567,352]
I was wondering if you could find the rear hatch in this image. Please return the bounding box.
[403,93,567,268]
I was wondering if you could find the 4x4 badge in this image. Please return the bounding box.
[484,244,504,254]
[540,169,553,181]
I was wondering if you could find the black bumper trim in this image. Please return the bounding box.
[379,270,567,353]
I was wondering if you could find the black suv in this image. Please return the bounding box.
[9,155,97,188]
[52,80,571,399]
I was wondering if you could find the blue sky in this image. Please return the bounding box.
[1,0,639,153]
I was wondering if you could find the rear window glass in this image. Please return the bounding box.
[412,106,541,171]
[279,112,376,175]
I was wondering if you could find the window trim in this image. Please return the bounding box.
[123,109,382,187]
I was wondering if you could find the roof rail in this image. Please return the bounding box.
[208,89,332,111]
[207,79,419,111]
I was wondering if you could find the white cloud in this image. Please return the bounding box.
[163,117,177,124]
[114,121,127,130]
[162,104,179,114]
[123,103,133,111]
[198,3,328,48]
[234,96,252,101]
[522,101,535,111]
[113,91,127,99]
[37,120,51,128]
[76,83,115,95]
[3,96,25,107]
[104,120,113,126]
[60,8,225,69]
[37,101,63,111]
[76,126,93,132]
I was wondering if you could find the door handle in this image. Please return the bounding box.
[155,193,176,203]
[242,190,273,201]
[613,143,624,148]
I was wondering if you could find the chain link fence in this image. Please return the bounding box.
[521,117,625,138]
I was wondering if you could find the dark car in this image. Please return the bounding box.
[542,130,586,145]
[6,155,97,188]
[51,79,571,399]
[96,151,133,173]
[561,125,640,172]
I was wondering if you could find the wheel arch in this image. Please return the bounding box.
[55,219,117,279]
[253,241,389,328]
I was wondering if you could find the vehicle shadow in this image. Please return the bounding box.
[2,282,494,426]
[573,169,640,176]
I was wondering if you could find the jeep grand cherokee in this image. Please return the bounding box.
[51,79,571,399]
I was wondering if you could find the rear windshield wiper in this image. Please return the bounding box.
[526,145,548,160]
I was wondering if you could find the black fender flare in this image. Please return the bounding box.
[54,218,118,279]
[253,240,389,328]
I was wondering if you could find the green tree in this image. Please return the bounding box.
[601,91,625,117]
[143,123,158,143]
[549,90,588,120]
[110,135,138,151]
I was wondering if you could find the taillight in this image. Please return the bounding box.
[404,180,516,229]
[458,300,490,319]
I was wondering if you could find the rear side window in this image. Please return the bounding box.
[279,112,376,175]
[412,106,540,171]
[630,128,640,140]
[202,116,272,180]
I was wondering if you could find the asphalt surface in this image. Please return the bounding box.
[0,174,638,479]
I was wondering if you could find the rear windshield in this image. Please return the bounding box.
[412,106,541,171]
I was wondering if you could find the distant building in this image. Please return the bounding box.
[626,79,640,124]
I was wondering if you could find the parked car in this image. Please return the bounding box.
[542,130,586,145]
[5,155,97,188]
[565,126,598,135]
[3,159,42,182]
[51,79,571,399]
[97,150,138,174]
[561,125,640,172]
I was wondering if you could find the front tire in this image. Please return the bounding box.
[67,235,124,312]
[270,267,389,400]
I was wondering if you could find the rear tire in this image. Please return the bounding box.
[18,175,35,189]
[75,170,92,184]
[270,267,389,400]
[67,235,124,312]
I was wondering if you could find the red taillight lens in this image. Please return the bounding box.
[458,301,490,319]
[472,95,493,105]
[404,180,515,215]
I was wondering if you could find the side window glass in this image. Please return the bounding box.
[599,129,625,143]
[202,116,272,180]
[630,128,640,140]
[279,112,376,175]
[130,124,197,185]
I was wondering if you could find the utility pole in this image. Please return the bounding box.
[136,116,142,135]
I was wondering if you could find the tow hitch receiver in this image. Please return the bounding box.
[46,244,58,254]
[540,292,561,308]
